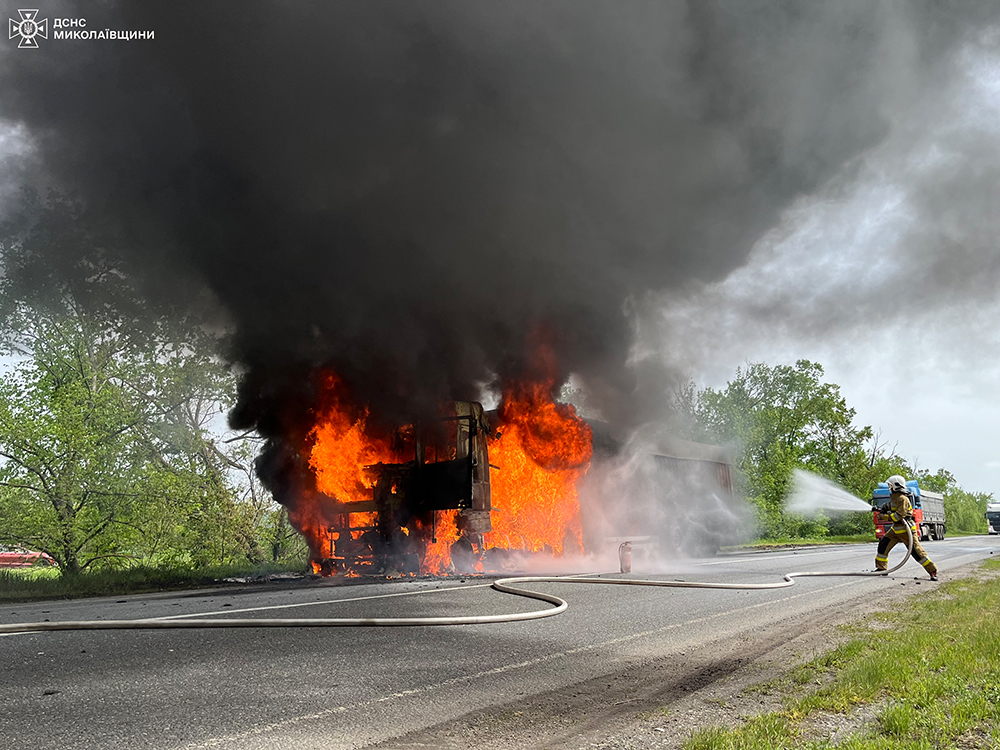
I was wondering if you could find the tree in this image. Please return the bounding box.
[0,190,278,573]
[0,288,246,573]
[692,361,894,538]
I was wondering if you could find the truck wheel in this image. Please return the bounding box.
[938,524,945,540]
[920,526,929,542]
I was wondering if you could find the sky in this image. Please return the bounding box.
[652,27,1000,497]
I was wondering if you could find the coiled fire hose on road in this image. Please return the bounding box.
[0,526,914,635]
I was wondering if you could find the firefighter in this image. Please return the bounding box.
[874,475,938,580]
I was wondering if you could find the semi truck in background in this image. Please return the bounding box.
[986,503,1000,535]
[581,423,743,557]
[872,480,946,542]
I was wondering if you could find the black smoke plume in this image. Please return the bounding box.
[1,1,993,498]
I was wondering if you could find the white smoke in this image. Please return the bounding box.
[577,425,751,572]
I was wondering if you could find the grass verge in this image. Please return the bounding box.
[684,558,1000,749]
[728,530,989,552]
[723,534,875,551]
[0,561,308,602]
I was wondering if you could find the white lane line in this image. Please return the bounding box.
[2,571,608,635]
[174,578,868,750]
[162,582,492,619]
[0,583,493,637]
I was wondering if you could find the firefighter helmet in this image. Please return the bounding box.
[886,475,908,493]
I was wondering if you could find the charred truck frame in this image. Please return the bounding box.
[317,402,494,573]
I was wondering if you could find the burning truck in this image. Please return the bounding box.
[281,372,593,576]
[273,372,738,577]
[308,398,496,575]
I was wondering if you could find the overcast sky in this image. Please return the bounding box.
[652,27,1000,497]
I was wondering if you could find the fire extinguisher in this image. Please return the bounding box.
[619,541,632,573]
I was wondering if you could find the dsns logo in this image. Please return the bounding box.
[9,9,48,48]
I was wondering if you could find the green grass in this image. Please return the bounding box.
[723,533,875,551]
[683,559,1000,750]
[0,560,308,602]
[686,713,801,750]
[728,530,990,552]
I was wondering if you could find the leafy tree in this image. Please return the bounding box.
[693,361,880,536]
[914,467,956,494]
[0,285,244,573]
[263,506,310,564]
[689,360,922,538]
[0,190,278,574]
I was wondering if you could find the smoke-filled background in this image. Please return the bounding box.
[1,1,999,493]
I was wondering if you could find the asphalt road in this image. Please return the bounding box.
[2,536,997,750]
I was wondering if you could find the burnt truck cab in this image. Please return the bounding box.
[320,401,493,572]
[372,400,493,534]
[871,480,946,542]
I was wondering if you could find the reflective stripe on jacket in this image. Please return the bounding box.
[889,491,916,536]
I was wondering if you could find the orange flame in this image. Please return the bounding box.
[295,370,593,576]
[486,381,592,555]
[290,375,398,573]
[309,375,395,503]
[417,510,462,574]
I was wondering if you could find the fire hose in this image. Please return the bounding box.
[0,525,913,635]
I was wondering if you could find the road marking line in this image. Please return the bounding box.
[0,583,493,637]
[162,582,493,619]
[174,578,866,750]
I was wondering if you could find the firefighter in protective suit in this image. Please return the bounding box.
[874,475,938,580]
